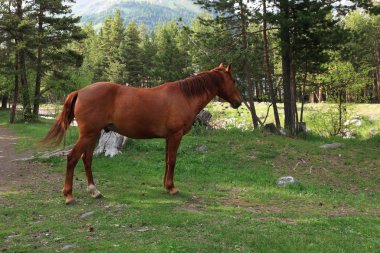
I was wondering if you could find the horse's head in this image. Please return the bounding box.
[215,63,242,109]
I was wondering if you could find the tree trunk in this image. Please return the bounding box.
[372,74,376,103]
[291,60,298,125]
[300,72,307,123]
[10,51,19,124]
[1,95,8,109]
[263,0,280,128]
[19,46,31,120]
[246,78,260,128]
[338,90,343,134]
[239,0,259,128]
[318,86,323,102]
[376,47,380,103]
[279,0,295,134]
[16,0,31,121]
[33,8,43,118]
[255,81,260,101]
[94,130,128,157]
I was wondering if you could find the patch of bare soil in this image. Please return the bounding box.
[175,195,205,213]
[220,188,380,217]
[221,197,284,214]
[273,149,380,195]
[0,126,60,194]
[251,217,298,224]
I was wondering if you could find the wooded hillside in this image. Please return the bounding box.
[0,0,379,135]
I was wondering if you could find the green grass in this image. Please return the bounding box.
[207,102,380,138]
[0,108,379,252]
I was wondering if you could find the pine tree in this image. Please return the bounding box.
[194,0,261,129]
[100,10,125,83]
[343,11,380,102]
[153,21,190,83]
[140,32,157,87]
[0,0,34,121]
[78,21,103,83]
[30,0,82,118]
[121,22,143,85]
[0,3,14,110]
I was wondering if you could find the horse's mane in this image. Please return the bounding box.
[177,68,224,97]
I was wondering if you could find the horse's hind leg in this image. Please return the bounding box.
[62,135,96,205]
[82,140,103,199]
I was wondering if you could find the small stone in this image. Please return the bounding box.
[137,227,156,232]
[196,146,208,152]
[276,176,299,187]
[7,234,21,239]
[263,123,280,134]
[319,143,343,150]
[341,129,356,139]
[62,244,77,250]
[351,119,362,126]
[79,211,95,219]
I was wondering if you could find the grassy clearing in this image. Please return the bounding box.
[0,108,379,252]
[207,102,380,138]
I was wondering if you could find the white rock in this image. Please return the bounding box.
[276,176,299,187]
[320,143,343,150]
[196,146,208,152]
[79,211,95,219]
[62,244,77,250]
[351,119,361,126]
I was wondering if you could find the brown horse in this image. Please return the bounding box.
[43,64,242,204]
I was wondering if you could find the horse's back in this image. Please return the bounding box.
[73,82,193,138]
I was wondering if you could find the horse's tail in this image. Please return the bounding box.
[41,91,78,146]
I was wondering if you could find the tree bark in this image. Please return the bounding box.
[94,130,128,157]
[318,86,323,102]
[290,60,298,125]
[16,0,31,121]
[376,47,380,103]
[1,95,8,109]
[300,72,307,123]
[9,51,19,124]
[279,0,295,134]
[239,0,259,129]
[263,0,281,128]
[33,7,43,118]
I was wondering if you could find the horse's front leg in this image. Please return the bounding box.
[164,132,183,195]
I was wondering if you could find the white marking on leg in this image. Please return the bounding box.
[87,184,102,198]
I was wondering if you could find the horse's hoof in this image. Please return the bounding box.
[92,192,104,199]
[65,198,77,205]
[87,184,103,199]
[167,188,179,195]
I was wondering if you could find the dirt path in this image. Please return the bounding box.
[0,126,54,192]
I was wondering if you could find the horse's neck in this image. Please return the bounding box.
[190,89,218,116]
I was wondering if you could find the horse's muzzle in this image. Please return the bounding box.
[231,100,242,109]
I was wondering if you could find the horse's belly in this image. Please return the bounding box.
[113,118,166,139]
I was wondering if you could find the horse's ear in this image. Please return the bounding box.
[219,63,224,68]
[226,63,232,72]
